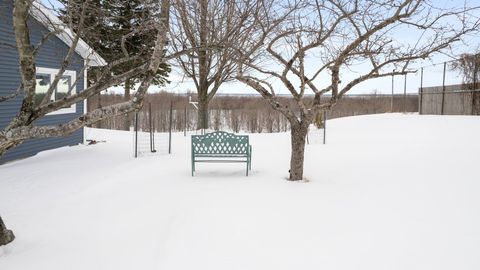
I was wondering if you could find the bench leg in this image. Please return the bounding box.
[248,147,252,171]
[192,160,195,176]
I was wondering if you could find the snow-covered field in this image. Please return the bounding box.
[1,114,480,270]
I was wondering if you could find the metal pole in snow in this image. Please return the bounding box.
[391,70,395,112]
[168,101,173,154]
[403,73,407,113]
[323,110,327,145]
[184,106,187,137]
[134,112,138,158]
[149,103,153,152]
[441,62,446,115]
[472,58,478,115]
[419,67,424,114]
[152,116,156,152]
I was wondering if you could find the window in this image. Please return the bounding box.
[34,73,50,106]
[35,67,77,114]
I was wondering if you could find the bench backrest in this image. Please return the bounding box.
[192,131,249,155]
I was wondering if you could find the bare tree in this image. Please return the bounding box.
[0,0,172,155]
[235,0,480,180]
[169,0,264,129]
[0,0,175,243]
[451,52,480,114]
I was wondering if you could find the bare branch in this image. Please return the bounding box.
[0,0,172,157]
[40,0,90,106]
[0,86,23,103]
[232,0,480,180]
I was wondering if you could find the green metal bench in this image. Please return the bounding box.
[191,131,252,176]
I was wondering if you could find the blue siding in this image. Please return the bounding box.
[0,0,85,164]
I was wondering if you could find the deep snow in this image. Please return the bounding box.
[1,113,479,270]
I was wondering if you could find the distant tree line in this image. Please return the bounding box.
[87,92,418,133]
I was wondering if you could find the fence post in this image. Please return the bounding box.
[323,110,327,145]
[152,116,155,152]
[419,67,424,114]
[149,103,153,152]
[472,57,478,115]
[441,62,446,115]
[169,101,173,154]
[134,112,138,158]
[391,70,395,112]
[403,73,407,113]
[184,106,187,137]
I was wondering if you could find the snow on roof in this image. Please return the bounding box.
[30,1,107,67]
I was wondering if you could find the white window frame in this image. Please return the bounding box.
[36,67,77,115]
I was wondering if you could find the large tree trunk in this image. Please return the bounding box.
[123,79,132,131]
[289,122,309,181]
[197,95,208,130]
[196,0,209,130]
[0,216,15,246]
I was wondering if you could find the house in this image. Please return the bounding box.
[0,0,106,164]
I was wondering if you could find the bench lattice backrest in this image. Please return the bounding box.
[192,131,249,155]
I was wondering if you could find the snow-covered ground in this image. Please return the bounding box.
[1,113,480,270]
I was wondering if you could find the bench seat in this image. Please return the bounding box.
[191,131,252,176]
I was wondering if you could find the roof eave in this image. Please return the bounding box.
[30,1,107,67]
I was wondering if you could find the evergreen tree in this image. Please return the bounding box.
[58,0,170,129]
